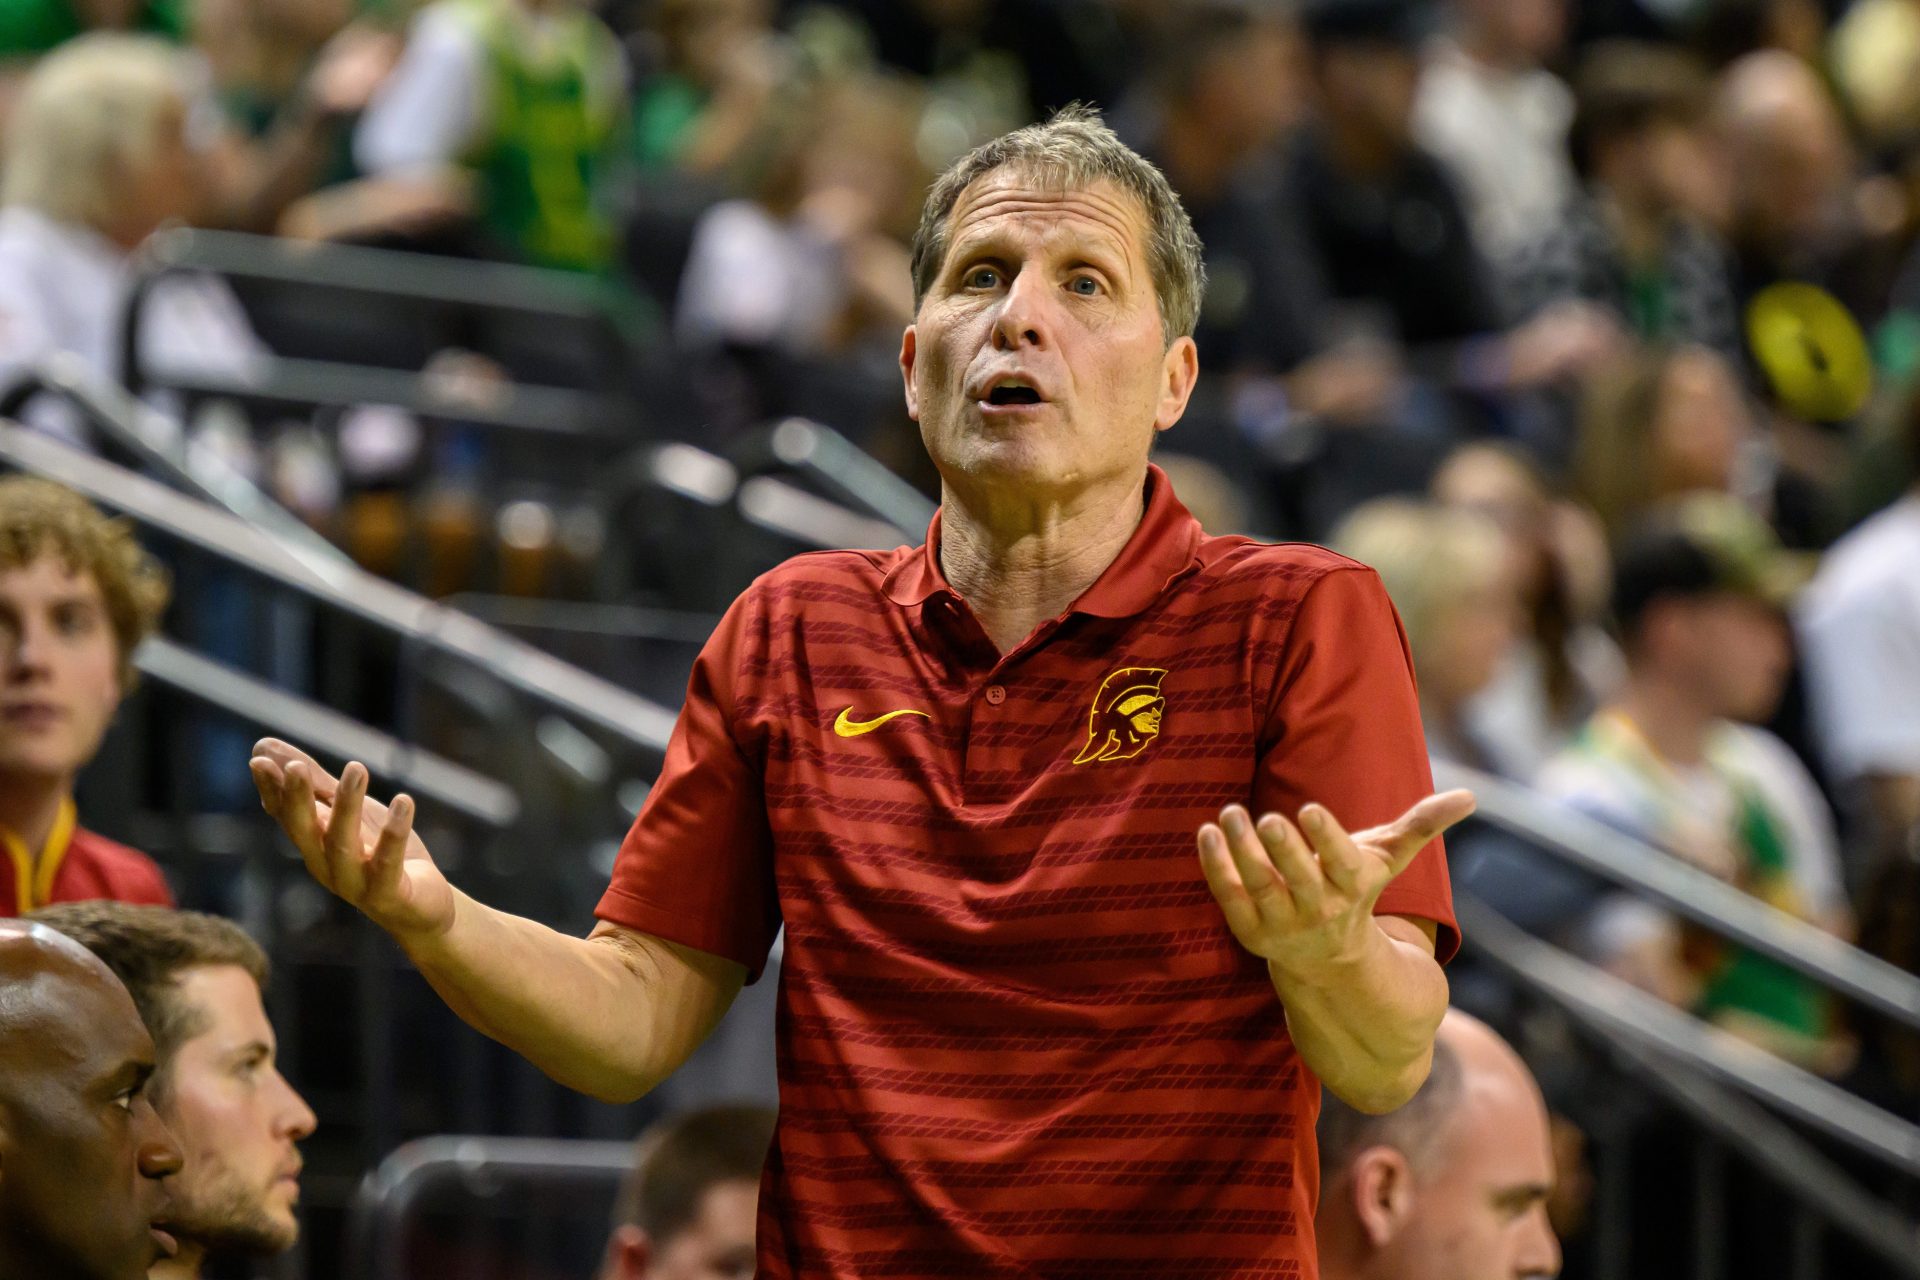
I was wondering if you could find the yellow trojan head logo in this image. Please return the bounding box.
[1072,666,1169,764]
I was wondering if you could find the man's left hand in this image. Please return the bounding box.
[1196,791,1475,978]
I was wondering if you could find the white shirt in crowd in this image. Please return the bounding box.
[1414,38,1578,263]
[1797,492,1920,785]
[0,206,265,445]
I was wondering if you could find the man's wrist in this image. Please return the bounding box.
[1265,919,1392,995]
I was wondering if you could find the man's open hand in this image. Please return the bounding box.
[249,738,455,941]
[1196,791,1475,977]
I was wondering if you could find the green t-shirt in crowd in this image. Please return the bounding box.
[0,0,187,57]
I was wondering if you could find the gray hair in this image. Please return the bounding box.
[908,104,1207,344]
[2,34,190,231]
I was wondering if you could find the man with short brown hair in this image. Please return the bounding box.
[0,475,172,915]
[28,901,316,1279]
[597,1104,772,1280]
[0,918,183,1278]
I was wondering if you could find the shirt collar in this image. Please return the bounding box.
[881,464,1204,619]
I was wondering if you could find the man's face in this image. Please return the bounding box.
[901,172,1197,502]
[1319,44,1422,151]
[1679,594,1793,723]
[0,965,182,1278]
[153,966,316,1256]
[646,1178,758,1280]
[0,557,124,786]
[1385,1084,1561,1279]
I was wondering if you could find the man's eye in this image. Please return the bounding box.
[1069,276,1101,296]
[966,267,999,288]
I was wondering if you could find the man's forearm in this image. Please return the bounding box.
[1268,918,1447,1113]
[397,890,744,1103]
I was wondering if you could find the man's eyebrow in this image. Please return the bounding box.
[1494,1183,1552,1209]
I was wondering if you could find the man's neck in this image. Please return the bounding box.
[151,1240,206,1280]
[1613,674,1715,767]
[938,470,1150,654]
[0,773,71,855]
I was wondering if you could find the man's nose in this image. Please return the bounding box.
[274,1069,318,1141]
[136,1102,184,1179]
[991,269,1052,350]
[1516,1205,1562,1278]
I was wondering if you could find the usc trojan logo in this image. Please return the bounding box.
[1072,666,1168,764]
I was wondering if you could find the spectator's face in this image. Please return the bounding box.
[1317,44,1421,151]
[1382,1086,1561,1280]
[72,0,144,29]
[153,966,316,1256]
[0,959,184,1278]
[1651,348,1750,495]
[1188,22,1307,157]
[0,556,125,787]
[1645,120,1734,230]
[903,172,1198,500]
[1469,0,1565,65]
[1683,595,1792,722]
[647,1178,758,1280]
[1426,570,1524,707]
[130,103,204,234]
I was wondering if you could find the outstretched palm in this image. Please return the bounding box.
[249,739,455,940]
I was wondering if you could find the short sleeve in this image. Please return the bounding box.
[595,591,780,981]
[1254,566,1459,961]
[1798,587,1920,779]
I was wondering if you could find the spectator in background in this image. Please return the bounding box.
[1432,441,1622,775]
[0,477,173,916]
[598,1104,773,1280]
[1573,343,1757,542]
[1286,0,1621,408]
[625,0,785,182]
[26,902,317,1280]
[1537,495,1853,1073]
[1507,42,1741,359]
[0,0,185,59]
[1798,414,1920,885]
[0,32,266,442]
[351,0,627,274]
[1315,1009,1561,1280]
[674,72,922,358]
[1415,0,1578,261]
[1716,50,1895,327]
[1331,499,1528,776]
[0,919,183,1280]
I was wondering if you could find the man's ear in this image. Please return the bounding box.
[598,1224,650,1280]
[1350,1146,1418,1248]
[900,325,921,422]
[1153,335,1199,433]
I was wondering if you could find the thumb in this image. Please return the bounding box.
[1374,790,1477,876]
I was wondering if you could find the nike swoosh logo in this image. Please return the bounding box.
[833,707,932,737]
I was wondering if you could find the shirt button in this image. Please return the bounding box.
[984,684,1007,706]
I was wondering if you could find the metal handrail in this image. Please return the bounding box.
[138,637,518,828]
[0,424,677,751]
[0,357,350,568]
[1437,761,1920,1032]
[347,1135,634,1280]
[730,418,936,540]
[120,228,635,437]
[1458,898,1920,1178]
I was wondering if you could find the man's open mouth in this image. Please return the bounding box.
[982,380,1043,406]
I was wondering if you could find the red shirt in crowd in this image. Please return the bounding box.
[598,466,1456,1279]
[0,796,173,915]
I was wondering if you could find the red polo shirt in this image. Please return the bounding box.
[598,465,1455,1279]
[0,798,173,916]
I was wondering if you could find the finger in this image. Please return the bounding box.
[279,761,333,890]
[1299,803,1368,891]
[323,762,371,899]
[1361,790,1478,876]
[367,792,415,899]
[249,756,284,811]
[254,739,342,804]
[1197,823,1264,942]
[1219,805,1294,920]
[1254,811,1326,911]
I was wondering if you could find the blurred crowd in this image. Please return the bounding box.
[0,0,1918,1261]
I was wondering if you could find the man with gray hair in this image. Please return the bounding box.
[0,33,262,442]
[253,105,1468,1277]
[1316,1009,1561,1280]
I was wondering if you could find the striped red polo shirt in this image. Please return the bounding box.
[598,464,1455,1279]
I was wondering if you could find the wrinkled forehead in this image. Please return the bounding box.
[942,170,1152,274]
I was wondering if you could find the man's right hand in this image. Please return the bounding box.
[249,739,456,942]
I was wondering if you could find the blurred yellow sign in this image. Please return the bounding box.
[1746,282,1873,422]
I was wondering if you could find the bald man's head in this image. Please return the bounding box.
[1718,50,1853,248]
[1317,1010,1561,1280]
[0,921,183,1280]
